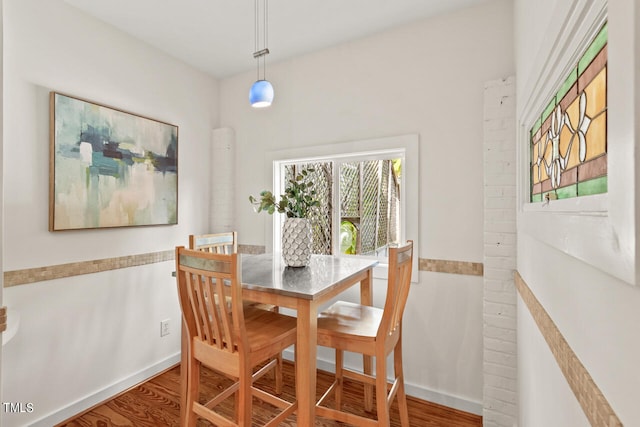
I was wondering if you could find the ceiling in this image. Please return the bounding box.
[64,0,491,79]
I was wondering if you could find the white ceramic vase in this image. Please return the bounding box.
[281,217,312,267]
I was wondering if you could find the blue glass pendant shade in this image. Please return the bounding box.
[249,80,274,108]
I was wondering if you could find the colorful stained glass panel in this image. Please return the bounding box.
[529,23,607,202]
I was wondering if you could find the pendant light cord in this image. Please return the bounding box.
[255,0,259,81]
[263,0,268,81]
[253,0,269,81]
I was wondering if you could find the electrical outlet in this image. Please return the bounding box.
[160,319,170,337]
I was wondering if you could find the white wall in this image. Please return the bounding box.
[515,0,640,425]
[0,0,4,416]
[220,0,514,413]
[2,0,218,425]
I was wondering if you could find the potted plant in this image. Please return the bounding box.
[249,168,320,267]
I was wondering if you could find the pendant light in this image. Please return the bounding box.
[249,0,274,108]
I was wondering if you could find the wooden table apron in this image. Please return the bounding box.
[178,254,377,426]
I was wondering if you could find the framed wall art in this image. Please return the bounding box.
[49,92,178,231]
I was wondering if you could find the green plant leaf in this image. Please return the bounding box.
[247,166,320,218]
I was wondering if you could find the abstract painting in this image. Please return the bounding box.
[49,92,178,230]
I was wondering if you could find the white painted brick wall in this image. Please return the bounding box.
[210,127,236,232]
[483,76,518,426]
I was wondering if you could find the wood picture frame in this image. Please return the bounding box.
[49,92,178,231]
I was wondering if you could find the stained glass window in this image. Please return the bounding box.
[530,23,607,202]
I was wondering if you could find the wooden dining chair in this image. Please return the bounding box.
[189,231,238,254]
[175,247,298,427]
[315,241,414,427]
[188,231,284,393]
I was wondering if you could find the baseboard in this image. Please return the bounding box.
[403,382,482,416]
[31,352,181,427]
[282,349,483,416]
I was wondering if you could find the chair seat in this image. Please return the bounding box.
[219,296,276,313]
[317,301,383,342]
[244,308,297,353]
[200,307,296,354]
[247,302,278,312]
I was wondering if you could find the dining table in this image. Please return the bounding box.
[179,252,379,425]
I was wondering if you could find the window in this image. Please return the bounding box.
[265,134,418,278]
[517,9,636,285]
[280,156,402,260]
[529,22,608,203]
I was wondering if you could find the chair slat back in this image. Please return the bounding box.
[175,247,246,355]
[378,241,413,340]
[189,231,238,254]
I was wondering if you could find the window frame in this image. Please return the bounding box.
[264,134,419,281]
[517,2,637,285]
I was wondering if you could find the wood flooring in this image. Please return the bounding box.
[58,362,481,427]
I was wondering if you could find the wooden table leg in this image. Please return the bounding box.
[360,268,374,412]
[296,299,318,425]
[180,319,188,426]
